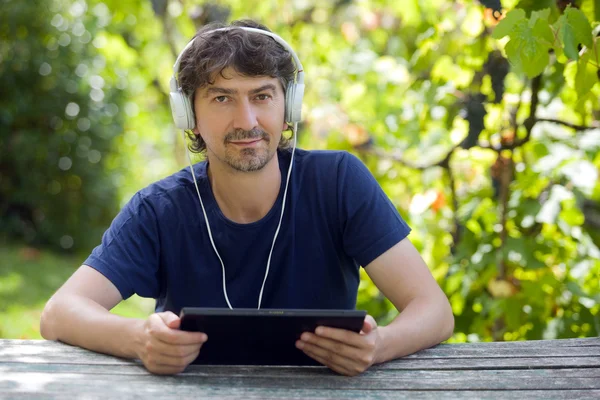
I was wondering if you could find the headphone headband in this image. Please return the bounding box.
[169,26,305,128]
[171,27,304,87]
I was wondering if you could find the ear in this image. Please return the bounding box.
[283,122,289,131]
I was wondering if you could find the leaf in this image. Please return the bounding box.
[532,17,555,48]
[513,37,550,78]
[492,8,526,39]
[575,52,600,98]
[560,19,580,60]
[500,14,553,78]
[529,9,551,28]
[556,7,595,61]
[565,6,594,49]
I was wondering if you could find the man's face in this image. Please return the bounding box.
[193,67,288,172]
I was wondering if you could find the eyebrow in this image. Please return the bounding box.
[202,84,278,98]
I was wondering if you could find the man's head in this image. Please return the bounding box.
[176,20,297,172]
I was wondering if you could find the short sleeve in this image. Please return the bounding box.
[337,152,411,267]
[83,192,161,300]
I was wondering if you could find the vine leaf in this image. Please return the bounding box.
[491,9,526,39]
[493,9,553,78]
[565,6,594,49]
[575,52,600,98]
[555,7,594,61]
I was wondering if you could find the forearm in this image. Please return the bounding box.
[375,295,454,364]
[40,294,145,360]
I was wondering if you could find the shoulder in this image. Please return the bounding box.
[292,148,357,172]
[128,162,207,214]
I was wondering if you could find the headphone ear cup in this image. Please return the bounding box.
[285,82,304,124]
[181,94,195,129]
[284,82,295,124]
[169,90,195,130]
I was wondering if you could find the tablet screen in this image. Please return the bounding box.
[179,308,367,365]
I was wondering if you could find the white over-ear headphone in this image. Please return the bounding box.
[169,26,305,129]
[169,26,303,310]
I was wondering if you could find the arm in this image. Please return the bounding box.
[297,237,454,374]
[40,265,207,374]
[365,237,454,362]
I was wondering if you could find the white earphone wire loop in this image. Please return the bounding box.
[183,128,296,310]
[257,123,297,309]
[183,134,234,309]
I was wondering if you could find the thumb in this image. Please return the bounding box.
[158,311,181,329]
[361,315,377,334]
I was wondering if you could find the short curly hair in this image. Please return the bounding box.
[177,20,297,154]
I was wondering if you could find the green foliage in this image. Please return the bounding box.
[0,0,126,251]
[3,0,600,343]
[493,6,599,79]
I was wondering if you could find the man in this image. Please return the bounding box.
[40,20,454,376]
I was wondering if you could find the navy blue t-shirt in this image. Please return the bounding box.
[84,149,411,313]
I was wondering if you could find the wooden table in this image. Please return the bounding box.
[1,338,599,399]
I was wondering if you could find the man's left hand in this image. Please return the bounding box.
[296,315,381,376]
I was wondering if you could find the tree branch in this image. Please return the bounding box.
[535,118,600,131]
[445,160,462,251]
[367,143,461,170]
[515,74,542,147]
[478,75,543,152]
[496,154,513,281]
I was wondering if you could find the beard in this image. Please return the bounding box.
[221,128,275,172]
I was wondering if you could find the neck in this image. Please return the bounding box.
[207,153,282,224]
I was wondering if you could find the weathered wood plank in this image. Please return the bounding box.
[1,371,599,393]
[4,389,600,400]
[1,354,598,370]
[1,338,599,399]
[402,346,600,358]
[436,338,600,348]
[3,362,600,379]
[1,339,599,365]
[3,338,600,353]
[377,356,600,370]
[3,337,598,350]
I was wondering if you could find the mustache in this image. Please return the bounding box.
[225,128,269,142]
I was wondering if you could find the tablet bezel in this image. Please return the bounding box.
[179,307,367,365]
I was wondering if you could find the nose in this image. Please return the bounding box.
[232,100,258,131]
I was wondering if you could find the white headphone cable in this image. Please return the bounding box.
[257,123,297,309]
[183,124,297,310]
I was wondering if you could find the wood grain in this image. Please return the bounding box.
[1,338,599,399]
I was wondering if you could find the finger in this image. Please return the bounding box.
[147,364,184,376]
[297,339,357,369]
[148,315,207,345]
[156,347,201,368]
[149,346,201,370]
[304,350,355,376]
[361,315,377,334]
[148,340,204,359]
[156,311,180,327]
[312,326,365,348]
[304,330,367,356]
[154,329,207,346]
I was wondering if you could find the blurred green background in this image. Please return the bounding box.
[1,0,599,342]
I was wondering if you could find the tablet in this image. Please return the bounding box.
[179,308,367,365]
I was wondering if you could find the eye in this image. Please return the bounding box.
[214,96,228,103]
[255,94,272,101]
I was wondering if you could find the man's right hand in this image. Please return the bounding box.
[136,311,207,375]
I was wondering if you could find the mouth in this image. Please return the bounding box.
[228,139,263,146]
